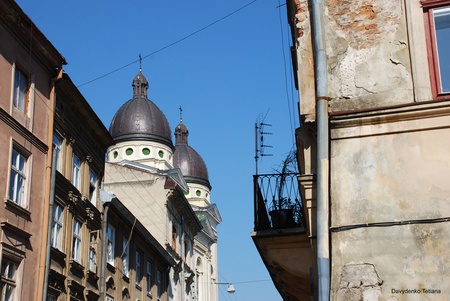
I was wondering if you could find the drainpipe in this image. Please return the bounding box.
[99,188,115,301]
[42,144,57,301]
[310,0,330,300]
[41,68,63,301]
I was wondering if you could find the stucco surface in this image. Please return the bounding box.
[330,124,450,300]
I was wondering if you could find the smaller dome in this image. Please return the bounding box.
[173,121,211,189]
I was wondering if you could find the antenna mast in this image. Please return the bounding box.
[254,115,273,175]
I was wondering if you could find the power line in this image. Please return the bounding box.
[77,0,259,88]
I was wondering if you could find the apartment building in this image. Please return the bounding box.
[0,0,65,300]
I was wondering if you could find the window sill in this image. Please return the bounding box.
[4,199,31,220]
[107,262,116,273]
[70,259,85,274]
[50,247,66,263]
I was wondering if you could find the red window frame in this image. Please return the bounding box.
[423,0,450,99]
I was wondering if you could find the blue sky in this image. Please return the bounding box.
[16,1,299,300]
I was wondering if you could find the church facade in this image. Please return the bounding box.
[103,69,221,301]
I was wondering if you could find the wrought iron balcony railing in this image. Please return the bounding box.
[253,173,303,231]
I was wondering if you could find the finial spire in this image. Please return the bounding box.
[179,106,183,123]
[139,54,142,72]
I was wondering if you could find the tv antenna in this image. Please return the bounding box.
[255,114,273,175]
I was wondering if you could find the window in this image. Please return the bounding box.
[146,260,153,295]
[46,295,56,301]
[52,134,63,173]
[9,147,27,207]
[105,295,114,301]
[72,154,81,190]
[135,250,142,285]
[107,225,115,265]
[89,232,97,272]
[51,204,64,249]
[0,258,18,301]
[12,67,28,113]
[122,237,129,277]
[72,220,82,263]
[172,225,177,250]
[89,170,97,205]
[424,2,450,96]
[157,269,163,299]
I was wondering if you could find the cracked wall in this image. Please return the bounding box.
[293,0,417,120]
[336,263,383,301]
[326,0,413,111]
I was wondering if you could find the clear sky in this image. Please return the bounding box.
[16,1,299,300]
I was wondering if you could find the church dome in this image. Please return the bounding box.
[109,71,172,147]
[173,120,211,189]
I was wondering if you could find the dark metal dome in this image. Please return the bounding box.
[109,71,173,147]
[173,121,211,189]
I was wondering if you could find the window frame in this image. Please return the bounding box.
[0,256,20,301]
[107,225,115,266]
[72,153,81,190]
[72,219,82,263]
[157,268,163,299]
[122,237,130,278]
[12,65,29,114]
[8,145,29,208]
[88,231,98,273]
[51,204,64,250]
[135,250,142,286]
[423,0,450,98]
[146,260,153,295]
[52,133,63,173]
[89,170,98,205]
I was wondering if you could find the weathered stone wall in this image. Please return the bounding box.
[293,0,427,121]
[329,103,450,300]
[326,0,413,111]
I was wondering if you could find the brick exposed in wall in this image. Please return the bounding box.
[336,263,383,301]
[327,0,401,50]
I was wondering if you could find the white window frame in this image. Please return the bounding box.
[12,66,28,114]
[107,225,115,265]
[72,154,81,190]
[88,232,97,272]
[51,204,64,249]
[52,133,63,173]
[105,295,114,301]
[0,257,19,301]
[122,237,129,277]
[72,220,82,263]
[89,170,98,205]
[9,146,28,207]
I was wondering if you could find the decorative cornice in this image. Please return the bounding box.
[0,107,48,153]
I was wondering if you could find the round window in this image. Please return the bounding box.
[113,151,118,159]
[126,148,134,156]
[142,148,150,155]
[196,190,201,197]
[158,150,164,158]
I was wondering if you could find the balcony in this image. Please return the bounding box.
[251,172,314,301]
[253,173,304,231]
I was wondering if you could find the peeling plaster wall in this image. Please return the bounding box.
[329,110,450,300]
[326,0,413,111]
[294,0,421,121]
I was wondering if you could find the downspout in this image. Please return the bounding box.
[42,68,63,301]
[42,143,57,301]
[310,0,330,300]
[99,188,115,301]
